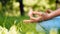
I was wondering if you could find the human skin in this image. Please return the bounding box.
[23,8,60,23]
[47,9,60,19]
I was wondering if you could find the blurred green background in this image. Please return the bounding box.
[0,0,58,34]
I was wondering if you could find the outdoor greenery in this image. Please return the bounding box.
[0,0,59,34]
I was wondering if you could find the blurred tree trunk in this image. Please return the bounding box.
[19,0,24,16]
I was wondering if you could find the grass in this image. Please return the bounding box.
[0,14,40,34]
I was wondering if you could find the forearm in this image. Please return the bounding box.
[48,9,60,19]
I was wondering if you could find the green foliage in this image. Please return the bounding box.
[0,0,56,16]
[23,0,56,12]
[23,0,38,6]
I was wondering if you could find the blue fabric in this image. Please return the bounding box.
[36,16,60,33]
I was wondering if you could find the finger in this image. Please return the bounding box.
[28,8,33,16]
[45,9,52,13]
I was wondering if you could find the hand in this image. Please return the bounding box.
[28,7,38,20]
[40,13,49,21]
